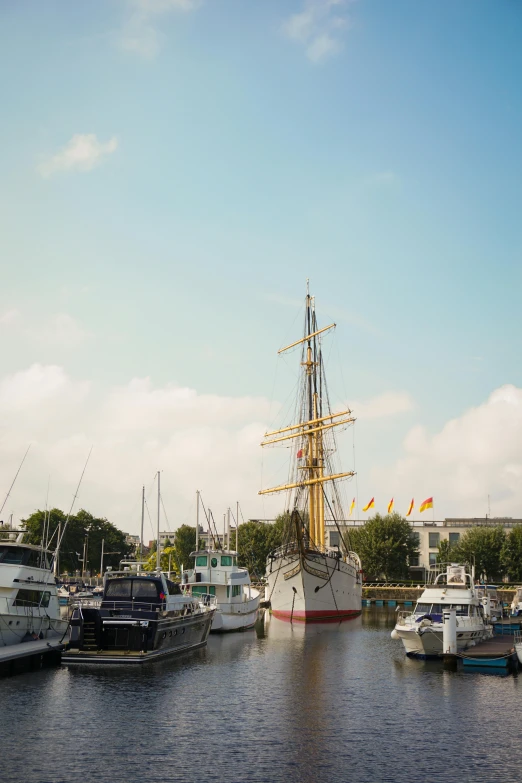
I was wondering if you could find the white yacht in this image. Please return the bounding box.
[0,532,68,647]
[182,548,261,632]
[392,565,492,658]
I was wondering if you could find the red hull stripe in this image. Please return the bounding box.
[273,609,361,624]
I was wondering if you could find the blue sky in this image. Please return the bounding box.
[1,1,521,533]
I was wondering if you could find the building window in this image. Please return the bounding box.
[429,553,437,567]
[409,555,419,567]
[429,532,440,549]
[449,532,460,545]
[329,531,340,547]
[412,532,420,546]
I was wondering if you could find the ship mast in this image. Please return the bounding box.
[259,284,355,551]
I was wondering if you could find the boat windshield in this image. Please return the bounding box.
[414,602,469,616]
[104,578,162,602]
[0,546,49,568]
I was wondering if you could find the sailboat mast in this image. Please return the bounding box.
[236,501,239,552]
[305,289,316,546]
[140,485,145,563]
[196,489,200,552]
[156,471,161,572]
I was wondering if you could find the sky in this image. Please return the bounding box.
[1,0,521,540]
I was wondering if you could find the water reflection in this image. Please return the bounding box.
[2,607,522,783]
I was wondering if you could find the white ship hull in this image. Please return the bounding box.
[211,592,261,632]
[266,550,362,622]
[395,624,490,658]
[0,610,68,647]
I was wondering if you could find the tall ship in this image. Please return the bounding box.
[261,284,362,622]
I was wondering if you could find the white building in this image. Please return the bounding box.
[325,517,522,577]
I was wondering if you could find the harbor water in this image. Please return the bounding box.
[2,607,522,783]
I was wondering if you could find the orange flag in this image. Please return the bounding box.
[387,498,394,514]
[362,497,375,513]
[406,498,414,517]
[420,497,433,513]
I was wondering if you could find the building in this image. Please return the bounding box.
[149,528,238,552]
[325,517,522,577]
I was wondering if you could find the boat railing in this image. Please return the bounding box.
[269,541,359,563]
[396,609,414,626]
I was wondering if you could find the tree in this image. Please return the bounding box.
[21,508,132,575]
[437,538,457,564]
[348,513,419,582]
[237,515,287,579]
[501,526,522,581]
[170,525,197,573]
[143,545,178,574]
[455,526,506,581]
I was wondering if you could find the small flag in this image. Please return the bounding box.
[387,498,394,514]
[297,449,303,459]
[349,498,355,517]
[419,497,433,513]
[362,497,375,513]
[406,499,414,517]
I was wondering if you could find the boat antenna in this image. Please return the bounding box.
[199,493,219,550]
[52,446,93,571]
[0,443,31,519]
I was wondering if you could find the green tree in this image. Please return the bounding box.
[501,526,522,581]
[237,515,287,579]
[348,513,419,582]
[143,545,178,574]
[436,538,457,564]
[455,526,506,581]
[21,508,132,575]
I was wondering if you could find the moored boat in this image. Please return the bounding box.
[261,284,362,623]
[391,564,493,658]
[0,531,68,646]
[63,571,215,664]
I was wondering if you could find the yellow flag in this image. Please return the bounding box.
[387,498,394,514]
[349,498,355,517]
[362,497,375,513]
[406,498,414,517]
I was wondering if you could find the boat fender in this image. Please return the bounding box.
[390,629,399,640]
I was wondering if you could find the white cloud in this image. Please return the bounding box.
[0,309,21,326]
[283,0,354,63]
[0,310,92,346]
[120,0,200,58]
[379,384,522,518]
[0,366,281,535]
[352,391,414,420]
[37,134,118,178]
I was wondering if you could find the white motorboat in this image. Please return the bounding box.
[391,564,493,658]
[474,584,502,622]
[182,548,260,632]
[0,532,68,647]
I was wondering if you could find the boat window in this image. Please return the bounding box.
[192,586,215,596]
[105,580,132,599]
[132,580,160,601]
[211,557,218,568]
[13,588,50,607]
[0,546,25,564]
[221,556,232,566]
[233,585,241,597]
[430,604,443,614]
[196,556,207,567]
[165,579,181,595]
[450,604,469,616]
[414,603,431,614]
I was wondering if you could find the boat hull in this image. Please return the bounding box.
[266,550,362,623]
[63,606,214,665]
[211,601,260,632]
[0,612,68,647]
[395,624,490,658]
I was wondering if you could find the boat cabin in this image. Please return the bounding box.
[182,549,253,605]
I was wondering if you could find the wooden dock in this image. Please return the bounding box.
[0,638,65,677]
[460,635,516,668]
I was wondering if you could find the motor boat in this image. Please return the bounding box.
[391,564,493,658]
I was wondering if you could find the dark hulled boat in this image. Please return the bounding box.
[62,572,215,665]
